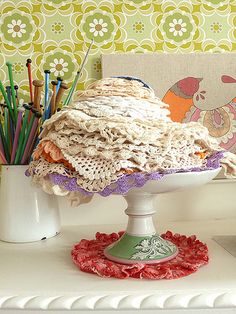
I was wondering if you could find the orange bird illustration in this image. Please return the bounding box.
[162,77,202,122]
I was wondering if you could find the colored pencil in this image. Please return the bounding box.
[0,135,6,164]
[55,82,68,111]
[26,59,34,103]
[6,62,17,120]
[0,80,15,124]
[0,118,10,163]
[14,85,19,106]
[0,48,93,165]
[44,90,53,121]
[14,104,31,164]
[50,81,57,116]
[10,108,24,164]
[4,105,10,154]
[18,109,36,162]
[33,79,44,111]
[44,70,50,107]
[0,149,7,164]
[56,77,62,94]
[64,39,93,106]
[21,111,42,164]
[6,86,11,105]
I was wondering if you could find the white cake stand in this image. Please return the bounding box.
[104,168,221,264]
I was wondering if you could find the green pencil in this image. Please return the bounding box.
[0,80,15,124]
[14,104,31,164]
[6,62,17,121]
[64,39,94,106]
[3,105,10,156]
[0,118,10,163]
[18,109,36,163]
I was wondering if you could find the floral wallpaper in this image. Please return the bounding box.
[0,0,235,102]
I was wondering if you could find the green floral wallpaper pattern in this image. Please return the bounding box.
[0,0,235,101]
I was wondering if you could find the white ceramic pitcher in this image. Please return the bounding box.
[0,165,60,242]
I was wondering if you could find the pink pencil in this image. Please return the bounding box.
[0,148,7,164]
[27,125,38,161]
[0,136,6,162]
[10,108,24,164]
[21,112,41,164]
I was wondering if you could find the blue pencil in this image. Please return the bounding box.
[56,77,62,94]
[44,70,50,110]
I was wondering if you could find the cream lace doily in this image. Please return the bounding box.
[29,117,221,193]
[27,77,236,206]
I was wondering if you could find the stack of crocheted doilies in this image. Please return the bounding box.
[27,77,236,205]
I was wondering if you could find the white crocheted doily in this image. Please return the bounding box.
[29,115,221,192]
[28,77,236,206]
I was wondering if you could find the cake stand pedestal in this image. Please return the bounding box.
[104,168,221,264]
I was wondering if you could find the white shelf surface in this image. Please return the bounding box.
[0,219,236,312]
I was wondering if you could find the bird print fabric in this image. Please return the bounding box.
[162,75,236,153]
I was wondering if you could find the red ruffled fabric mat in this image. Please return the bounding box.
[71,231,209,280]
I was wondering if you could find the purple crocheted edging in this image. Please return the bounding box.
[46,151,224,197]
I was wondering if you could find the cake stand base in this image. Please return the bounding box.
[71,230,209,279]
[103,169,221,265]
[104,192,179,265]
[104,233,178,264]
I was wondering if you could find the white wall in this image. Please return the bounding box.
[59,179,236,226]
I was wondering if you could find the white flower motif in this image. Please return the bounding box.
[131,236,176,260]
[7,19,26,38]
[169,18,187,37]
[49,58,68,77]
[89,18,108,37]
